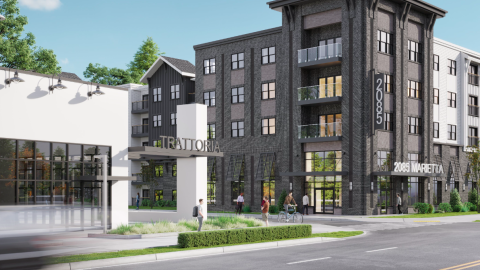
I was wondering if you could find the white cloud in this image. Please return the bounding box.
[19,0,62,11]
[60,58,69,64]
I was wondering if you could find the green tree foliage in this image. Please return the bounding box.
[277,190,287,212]
[466,144,480,212]
[139,159,161,209]
[450,188,462,209]
[468,190,478,206]
[84,37,163,85]
[0,0,61,74]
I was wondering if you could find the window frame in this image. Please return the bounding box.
[261,82,276,100]
[170,113,176,126]
[231,87,245,104]
[408,80,422,99]
[447,92,457,108]
[433,54,439,71]
[204,58,216,75]
[153,88,161,102]
[433,88,439,104]
[153,115,161,127]
[384,113,393,131]
[261,47,276,65]
[448,124,457,140]
[408,116,422,135]
[170,84,180,100]
[231,121,245,138]
[433,122,439,138]
[385,74,393,93]
[408,40,422,63]
[261,118,276,135]
[448,59,457,76]
[377,30,393,55]
[203,91,216,107]
[207,124,216,139]
[231,52,245,70]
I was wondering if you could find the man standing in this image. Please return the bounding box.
[396,193,402,214]
[284,191,297,220]
[197,199,205,231]
[236,193,244,215]
[261,196,270,227]
[302,193,309,215]
[136,193,140,210]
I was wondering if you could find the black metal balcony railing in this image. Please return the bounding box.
[298,43,342,64]
[298,122,342,139]
[132,100,148,111]
[298,83,342,101]
[469,73,479,86]
[469,105,479,117]
[469,136,479,147]
[132,124,148,135]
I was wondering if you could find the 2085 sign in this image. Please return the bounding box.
[374,73,385,130]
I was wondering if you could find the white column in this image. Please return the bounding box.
[111,181,129,228]
[177,103,208,220]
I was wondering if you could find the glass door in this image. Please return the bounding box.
[315,189,323,213]
[314,188,335,214]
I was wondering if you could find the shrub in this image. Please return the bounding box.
[465,202,474,211]
[269,205,279,214]
[452,205,462,212]
[177,225,312,248]
[243,205,251,213]
[277,190,287,213]
[469,190,479,206]
[438,203,453,213]
[428,204,434,214]
[413,202,430,214]
[435,210,445,214]
[461,205,470,212]
[450,189,463,209]
[472,205,478,212]
[141,199,152,207]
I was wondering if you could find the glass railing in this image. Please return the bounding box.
[298,122,342,139]
[469,73,479,86]
[469,105,479,117]
[132,100,148,111]
[469,137,479,147]
[298,43,342,64]
[132,124,148,135]
[298,83,342,101]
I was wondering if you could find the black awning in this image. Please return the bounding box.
[207,157,216,181]
[372,171,446,177]
[255,153,275,181]
[226,154,245,182]
[280,171,348,177]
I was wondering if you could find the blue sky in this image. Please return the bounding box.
[16,0,476,81]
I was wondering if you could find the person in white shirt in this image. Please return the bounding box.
[197,199,204,231]
[236,193,244,215]
[303,193,310,215]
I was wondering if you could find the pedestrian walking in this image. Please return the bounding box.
[236,193,244,215]
[261,196,270,227]
[284,191,297,221]
[136,193,140,210]
[197,199,205,232]
[302,193,310,215]
[396,193,402,214]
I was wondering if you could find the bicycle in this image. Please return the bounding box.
[277,205,303,223]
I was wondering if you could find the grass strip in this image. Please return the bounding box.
[474,220,480,222]
[48,231,362,265]
[370,211,480,218]
[128,206,177,210]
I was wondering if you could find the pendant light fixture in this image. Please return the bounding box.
[91,84,105,96]
[5,70,25,85]
[49,77,68,92]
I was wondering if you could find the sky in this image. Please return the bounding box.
[15,0,479,81]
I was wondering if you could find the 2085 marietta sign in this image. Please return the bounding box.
[393,162,444,174]
[374,73,385,130]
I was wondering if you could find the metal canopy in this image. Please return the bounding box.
[255,153,275,181]
[207,157,216,181]
[128,146,223,161]
[226,154,245,182]
[372,171,446,177]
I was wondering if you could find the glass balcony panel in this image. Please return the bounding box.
[308,47,317,62]
[298,83,342,101]
[298,43,342,64]
[298,123,342,139]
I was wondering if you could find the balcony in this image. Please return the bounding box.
[132,100,148,114]
[469,105,479,117]
[298,83,342,106]
[132,124,149,137]
[469,73,479,86]
[131,173,146,185]
[298,43,342,69]
[298,122,342,143]
[469,136,479,147]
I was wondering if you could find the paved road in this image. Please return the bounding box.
[97,223,480,270]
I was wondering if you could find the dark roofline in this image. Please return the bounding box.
[194,27,282,51]
[267,0,446,18]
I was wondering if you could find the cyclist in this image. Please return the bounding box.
[283,191,297,221]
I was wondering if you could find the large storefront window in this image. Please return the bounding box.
[262,181,275,205]
[207,158,216,205]
[377,176,392,213]
[408,177,424,205]
[305,151,342,172]
[304,176,342,214]
[231,162,245,205]
[377,151,393,171]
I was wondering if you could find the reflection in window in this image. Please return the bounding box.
[0,139,16,159]
[36,181,51,204]
[36,161,51,180]
[377,176,392,213]
[305,151,342,172]
[408,177,420,205]
[69,162,82,180]
[36,142,51,160]
[0,160,16,179]
[84,145,97,162]
[18,181,34,204]
[18,141,34,159]
[69,144,82,161]
[19,161,34,180]
[53,143,66,161]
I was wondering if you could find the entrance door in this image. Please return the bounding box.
[314,188,335,214]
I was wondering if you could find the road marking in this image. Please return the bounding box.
[440,259,480,270]
[287,257,331,265]
[366,247,397,253]
[456,262,480,270]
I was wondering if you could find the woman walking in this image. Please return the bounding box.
[236,193,244,215]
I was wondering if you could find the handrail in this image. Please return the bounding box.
[298,43,342,64]
[298,83,342,101]
[298,123,342,139]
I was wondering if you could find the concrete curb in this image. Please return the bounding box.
[44,235,356,270]
[87,232,179,239]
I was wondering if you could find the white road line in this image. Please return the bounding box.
[287,257,331,265]
[366,247,397,253]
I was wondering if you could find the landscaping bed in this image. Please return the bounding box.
[371,212,479,218]
[109,215,264,235]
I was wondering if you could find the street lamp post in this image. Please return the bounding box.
[94,154,108,234]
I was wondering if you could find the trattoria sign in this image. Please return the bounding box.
[157,136,221,153]
[393,162,444,174]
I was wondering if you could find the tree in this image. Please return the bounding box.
[138,159,161,209]
[0,0,61,74]
[83,63,133,86]
[127,37,163,83]
[465,144,480,212]
[277,190,287,213]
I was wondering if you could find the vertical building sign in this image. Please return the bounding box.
[374,73,385,130]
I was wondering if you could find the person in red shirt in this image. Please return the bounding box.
[261,196,270,227]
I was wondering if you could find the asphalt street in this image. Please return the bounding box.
[95,222,480,270]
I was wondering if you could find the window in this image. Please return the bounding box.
[408,117,421,134]
[207,158,217,205]
[153,88,161,102]
[171,85,180,100]
[448,59,456,76]
[142,189,149,198]
[153,115,161,127]
[447,92,457,108]
[261,82,275,100]
[408,177,422,205]
[433,54,439,71]
[408,80,422,99]
[262,118,275,135]
[172,163,177,177]
[172,190,177,201]
[261,47,275,64]
[408,40,422,62]
[203,91,215,107]
[153,140,162,147]
[385,74,393,93]
[377,176,392,212]
[469,65,479,86]
[231,121,244,137]
[207,124,216,139]
[231,53,244,69]
[469,96,479,117]
[228,155,245,205]
[433,89,439,104]
[154,190,163,201]
[408,153,421,169]
[142,142,149,147]
[305,151,342,172]
[170,113,176,126]
[448,124,457,140]
[377,30,393,54]
[469,127,478,146]
[319,76,342,97]
[434,122,439,138]
[319,114,342,137]
[155,165,163,177]
[384,113,393,131]
[204,58,215,74]
[232,87,244,103]
[377,151,393,171]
